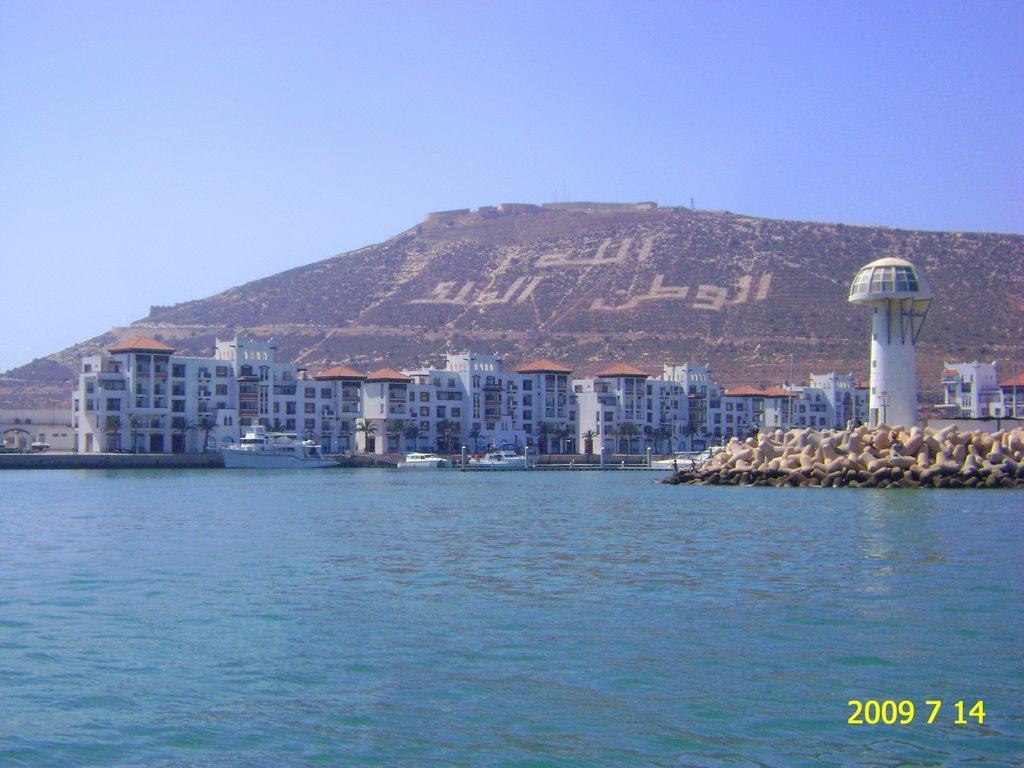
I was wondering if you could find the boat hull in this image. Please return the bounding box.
[398,460,452,469]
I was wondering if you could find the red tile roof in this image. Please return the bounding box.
[595,363,650,378]
[516,358,573,374]
[999,371,1024,388]
[941,369,960,378]
[365,367,412,382]
[107,335,176,354]
[312,365,366,381]
[762,386,798,398]
[724,385,768,397]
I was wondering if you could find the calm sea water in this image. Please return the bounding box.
[0,469,1021,767]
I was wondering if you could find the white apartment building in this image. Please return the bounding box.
[574,364,688,455]
[74,336,303,453]
[659,363,717,450]
[403,354,577,455]
[72,337,876,455]
[940,361,1003,418]
[512,358,576,454]
[939,361,1022,419]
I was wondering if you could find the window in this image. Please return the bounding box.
[436,406,446,418]
[420,407,429,417]
[451,408,461,418]
[523,380,532,391]
[86,381,95,394]
[321,388,331,399]
[286,402,296,415]
[305,387,315,398]
[420,392,430,402]
[172,364,186,378]
[215,384,228,396]
[106,398,121,411]
[216,366,230,377]
[304,403,315,414]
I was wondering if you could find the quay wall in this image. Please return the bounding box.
[0,453,224,470]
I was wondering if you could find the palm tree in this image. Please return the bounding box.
[387,419,410,452]
[103,415,122,452]
[654,424,672,454]
[128,414,143,454]
[444,421,462,454]
[355,418,377,453]
[468,427,482,453]
[434,419,451,453]
[172,418,194,454]
[682,422,699,450]
[643,425,655,452]
[403,422,421,451]
[582,428,597,455]
[616,422,640,455]
[537,421,559,455]
[196,414,217,453]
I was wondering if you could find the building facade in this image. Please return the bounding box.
[939,361,1021,419]
[72,335,876,455]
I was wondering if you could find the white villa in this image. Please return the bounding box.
[939,361,1022,419]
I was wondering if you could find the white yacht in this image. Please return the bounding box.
[468,450,532,470]
[398,452,452,469]
[222,426,336,469]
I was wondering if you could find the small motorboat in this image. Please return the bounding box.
[398,452,452,469]
[468,449,532,470]
[650,447,722,471]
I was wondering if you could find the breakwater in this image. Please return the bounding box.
[665,424,1024,488]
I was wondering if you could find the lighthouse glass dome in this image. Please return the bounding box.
[849,258,930,302]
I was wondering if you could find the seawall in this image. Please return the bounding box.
[0,453,225,470]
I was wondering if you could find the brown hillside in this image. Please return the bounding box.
[3,203,1022,408]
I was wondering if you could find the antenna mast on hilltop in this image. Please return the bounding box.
[690,197,695,210]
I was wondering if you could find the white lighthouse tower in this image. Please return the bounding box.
[848,257,932,427]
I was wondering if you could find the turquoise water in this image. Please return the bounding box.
[1,470,1021,767]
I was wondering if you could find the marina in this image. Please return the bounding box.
[1,469,1021,766]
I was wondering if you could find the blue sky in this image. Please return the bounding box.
[1,0,1022,372]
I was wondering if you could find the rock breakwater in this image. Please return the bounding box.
[664,424,1024,488]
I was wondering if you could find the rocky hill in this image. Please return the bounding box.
[4,202,1022,408]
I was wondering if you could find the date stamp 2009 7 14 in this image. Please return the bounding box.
[848,700,985,726]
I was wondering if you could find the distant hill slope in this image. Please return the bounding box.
[4,203,1022,408]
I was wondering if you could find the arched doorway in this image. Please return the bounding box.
[2,428,30,451]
